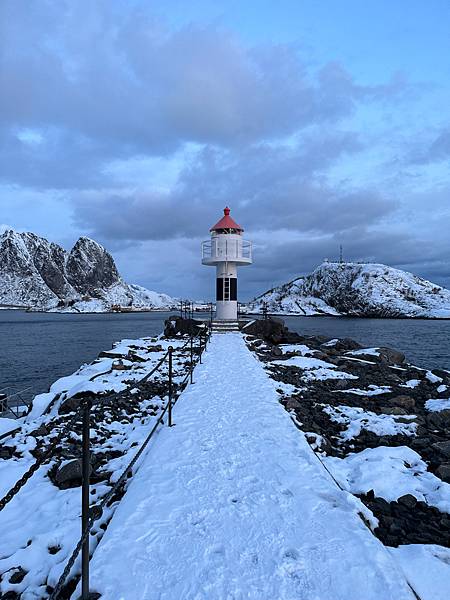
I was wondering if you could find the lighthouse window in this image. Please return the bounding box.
[230,277,237,300]
[216,278,224,301]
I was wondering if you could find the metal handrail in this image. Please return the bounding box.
[48,326,211,599]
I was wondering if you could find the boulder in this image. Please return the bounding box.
[431,441,450,459]
[55,458,92,486]
[436,463,450,483]
[164,316,204,337]
[242,318,288,344]
[378,347,406,365]
[389,395,415,410]
[426,410,450,430]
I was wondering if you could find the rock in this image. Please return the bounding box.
[241,318,289,345]
[0,446,15,459]
[431,441,450,459]
[389,395,415,410]
[436,463,450,483]
[30,424,49,437]
[164,316,204,337]
[55,459,92,486]
[378,348,406,365]
[380,406,408,415]
[9,567,27,584]
[58,396,80,414]
[397,494,417,509]
[426,410,450,429]
[331,338,363,352]
[271,346,283,357]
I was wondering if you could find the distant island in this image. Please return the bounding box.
[248,262,450,319]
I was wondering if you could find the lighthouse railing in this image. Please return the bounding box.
[201,239,252,262]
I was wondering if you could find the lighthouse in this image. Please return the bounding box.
[202,207,252,326]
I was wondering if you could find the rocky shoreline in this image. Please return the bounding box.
[244,317,450,551]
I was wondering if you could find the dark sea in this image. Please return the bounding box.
[0,310,449,402]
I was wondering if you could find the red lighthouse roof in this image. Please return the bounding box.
[210,207,244,232]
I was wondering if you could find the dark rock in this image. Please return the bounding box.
[9,567,27,584]
[388,395,415,410]
[432,441,450,459]
[427,410,450,429]
[58,396,81,414]
[436,463,450,482]
[380,406,408,415]
[30,424,49,437]
[55,459,92,486]
[397,494,417,509]
[164,316,204,337]
[378,347,406,365]
[0,445,15,459]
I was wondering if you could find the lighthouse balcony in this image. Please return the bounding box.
[201,239,252,265]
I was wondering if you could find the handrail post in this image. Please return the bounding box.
[199,332,203,364]
[168,346,174,427]
[81,395,92,600]
[190,330,194,384]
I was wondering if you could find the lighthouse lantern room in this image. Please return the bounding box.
[202,207,252,322]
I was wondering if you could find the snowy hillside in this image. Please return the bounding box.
[249,262,450,318]
[0,230,177,312]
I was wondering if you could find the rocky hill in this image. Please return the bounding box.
[0,230,177,312]
[248,262,450,318]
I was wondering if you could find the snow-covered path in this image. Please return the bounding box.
[89,334,415,600]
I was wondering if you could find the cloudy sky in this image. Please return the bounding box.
[1,0,449,300]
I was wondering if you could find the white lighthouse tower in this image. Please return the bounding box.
[202,207,252,329]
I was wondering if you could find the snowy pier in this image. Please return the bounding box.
[87,333,415,600]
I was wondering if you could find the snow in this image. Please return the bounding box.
[0,417,18,436]
[401,379,421,389]
[322,405,417,440]
[389,545,450,600]
[437,384,448,393]
[323,446,450,512]
[279,343,314,355]
[347,348,380,357]
[88,334,415,600]
[425,398,450,412]
[270,354,358,382]
[426,371,444,384]
[0,332,193,598]
[272,355,338,369]
[333,384,392,396]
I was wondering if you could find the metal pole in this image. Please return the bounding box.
[81,397,91,600]
[190,330,194,384]
[168,347,173,427]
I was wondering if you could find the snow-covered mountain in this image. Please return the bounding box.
[248,262,450,318]
[0,230,177,312]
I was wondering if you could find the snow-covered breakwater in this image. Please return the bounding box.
[1,318,450,600]
[244,318,450,599]
[0,328,205,598]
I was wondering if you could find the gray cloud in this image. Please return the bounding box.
[0,1,405,189]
